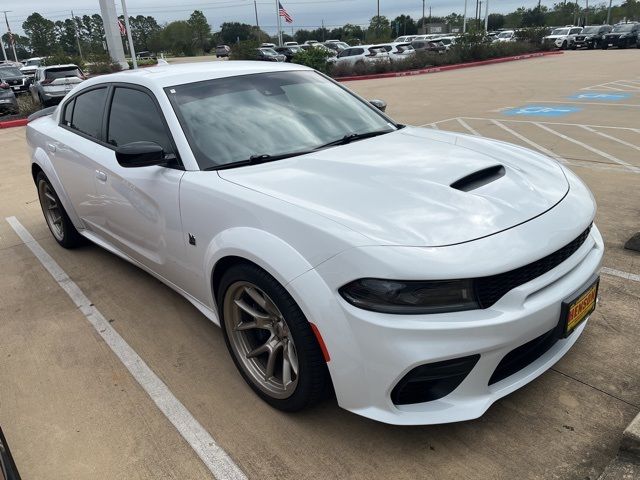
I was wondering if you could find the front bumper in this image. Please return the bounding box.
[288,169,602,425]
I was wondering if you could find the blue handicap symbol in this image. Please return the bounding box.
[568,92,631,101]
[502,105,582,117]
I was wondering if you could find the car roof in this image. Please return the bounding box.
[78,61,311,90]
[40,64,80,70]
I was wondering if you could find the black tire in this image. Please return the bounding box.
[36,172,85,248]
[602,43,608,50]
[217,262,331,412]
[38,93,48,107]
[561,40,568,50]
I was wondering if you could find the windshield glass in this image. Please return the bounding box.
[24,59,41,66]
[166,71,394,169]
[612,24,635,32]
[581,26,600,34]
[260,48,277,56]
[497,32,512,38]
[0,67,22,77]
[551,28,570,35]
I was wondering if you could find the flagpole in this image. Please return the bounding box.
[121,0,137,69]
[276,0,282,46]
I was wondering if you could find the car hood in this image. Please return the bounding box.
[218,127,569,247]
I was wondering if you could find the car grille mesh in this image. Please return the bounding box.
[475,225,592,308]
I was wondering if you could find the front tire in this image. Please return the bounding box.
[36,172,85,248]
[218,263,330,412]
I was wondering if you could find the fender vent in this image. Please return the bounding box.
[450,165,506,192]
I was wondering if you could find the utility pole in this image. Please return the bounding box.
[463,0,468,33]
[121,0,137,68]
[322,19,325,41]
[1,11,18,62]
[484,0,489,32]
[71,10,84,62]
[0,35,7,62]
[377,0,380,18]
[585,0,589,25]
[606,0,612,25]
[422,0,425,34]
[254,0,261,42]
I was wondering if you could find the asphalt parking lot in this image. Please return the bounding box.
[1,50,639,479]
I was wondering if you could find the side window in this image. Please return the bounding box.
[107,87,173,154]
[354,48,364,55]
[62,99,74,127]
[70,88,107,139]
[570,28,582,35]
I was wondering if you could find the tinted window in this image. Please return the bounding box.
[353,48,364,55]
[45,67,83,80]
[107,87,173,153]
[71,88,107,139]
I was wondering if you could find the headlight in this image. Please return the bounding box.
[339,278,479,314]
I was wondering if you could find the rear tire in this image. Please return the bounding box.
[217,262,330,412]
[36,172,85,249]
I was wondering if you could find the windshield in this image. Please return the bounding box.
[45,67,83,79]
[551,28,570,35]
[24,59,41,66]
[260,48,277,56]
[612,24,635,32]
[0,67,22,77]
[497,32,513,38]
[166,71,395,169]
[581,26,600,34]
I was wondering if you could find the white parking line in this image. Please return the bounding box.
[490,120,567,164]
[610,81,640,90]
[456,118,480,136]
[534,123,640,173]
[5,217,247,480]
[581,126,640,152]
[434,117,640,132]
[602,267,640,283]
[529,100,640,108]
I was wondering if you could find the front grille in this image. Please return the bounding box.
[575,36,585,41]
[475,226,591,308]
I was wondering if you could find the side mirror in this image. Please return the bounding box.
[370,99,387,112]
[115,141,165,168]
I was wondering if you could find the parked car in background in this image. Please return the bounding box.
[394,35,417,43]
[215,45,231,57]
[412,39,447,54]
[602,22,640,49]
[303,40,319,46]
[379,42,415,57]
[324,40,350,53]
[0,64,29,94]
[30,64,85,106]
[571,25,612,49]
[260,43,277,48]
[20,57,43,82]
[274,45,303,62]
[431,36,458,51]
[493,30,516,43]
[0,81,19,115]
[284,41,298,46]
[136,51,157,60]
[256,48,286,62]
[332,45,390,68]
[543,26,582,49]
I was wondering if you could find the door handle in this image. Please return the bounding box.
[46,143,56,153]
[96,170,107,182]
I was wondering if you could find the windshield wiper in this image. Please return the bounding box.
[314,129,394,150]
[207,149,314,171]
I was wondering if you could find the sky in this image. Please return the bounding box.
[2,0,620,35]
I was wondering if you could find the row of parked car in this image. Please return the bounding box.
[542,22,640,49]
[0,57,85,115]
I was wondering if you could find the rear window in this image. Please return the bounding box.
[45,67,83,80]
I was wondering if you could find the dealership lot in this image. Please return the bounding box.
[0,50,639,479]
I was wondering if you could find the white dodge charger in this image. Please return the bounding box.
[26,62,603,425]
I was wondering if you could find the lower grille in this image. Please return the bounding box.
[489,324,562,385]
[475,226,591,308]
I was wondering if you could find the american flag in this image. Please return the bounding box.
[118,19,126,35]
[278,2,293,24]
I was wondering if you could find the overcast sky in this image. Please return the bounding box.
[3,0,620,35]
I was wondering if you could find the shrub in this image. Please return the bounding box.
[127,58,158,69]
[43,53,85,71]
[230,40,259,60]
[17,95,40,118]
[292,47,333,74]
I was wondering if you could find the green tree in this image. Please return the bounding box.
[129,15,161,51]
[219,22,255,44]
[367,15,391,42]
[54,19,80,55]
[162,21,194,56]
[22,13,57,56]
[1,33,30,59]
[391,15,417,37]
[188,10,211,52]
[487,13,505,30]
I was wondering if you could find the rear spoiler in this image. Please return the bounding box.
[27,105,57,123]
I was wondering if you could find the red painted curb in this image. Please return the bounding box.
[0,118,28,129]
[335,51,563,82]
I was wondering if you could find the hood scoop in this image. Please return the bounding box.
[450,165,506,192]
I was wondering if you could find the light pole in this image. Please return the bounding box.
[98,0,127,69]
[121,0,137,68]
[422,0,425,34]
[2,11,19,62]
[0,35,7,62]
[463,0,468,33]
[484,0,489,32]
[606,0,613,25]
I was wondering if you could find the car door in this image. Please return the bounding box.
[92,84,187,283]
[52,86,109,228]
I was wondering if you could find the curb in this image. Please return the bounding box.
[335,51,563,82]
[0,118,28,129]
[620,411,640,458]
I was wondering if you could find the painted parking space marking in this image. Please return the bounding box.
[422,117,640,174]
[568,92,632,101]
[602,267,640,283]
[502,105,581,117]
[457,118,480,136]
[5,216,247,480]
[581,79,640,92]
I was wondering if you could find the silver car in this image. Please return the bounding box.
[30,64,85,107]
